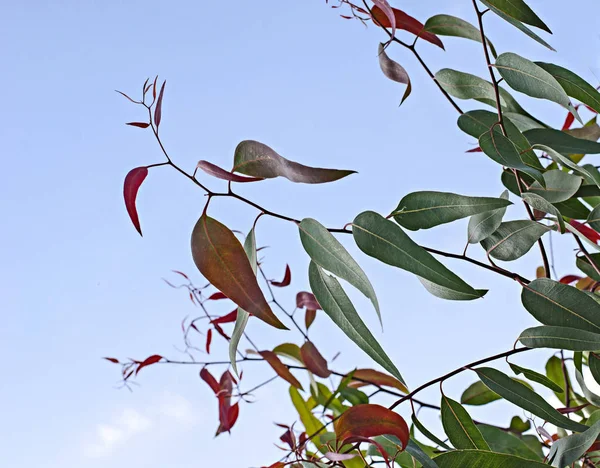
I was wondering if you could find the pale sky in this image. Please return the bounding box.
[2,1,600,467]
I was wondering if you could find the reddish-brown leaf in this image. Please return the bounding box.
[200,367,220,394]
[123,167,148,236]
[300,341,331,378]
[305,309,317,330]
[348,369,409,393]
[126,122,150,128]
[154,80,166,128]
[562,112,576,130]
[466,147,483,153]
[211,309,238,325]
[135,354,162,375]
[560,275,583,285]
[206,328,213,354]
[196,160,264,183]
[371,5,444,49]
[115,90,140,104]
[279,426,296,449]
[334,404,409,450]
[213,323,231,340]
[208,292,228,300]
[571,220,600,244]
[270,264,291,287]
[191,214,286,329]
[172,270,190,280]
[371,0,396,39]
[296,291,321,310]
[216,371,235,435]
[103,357,120,364]
[259,350,303,390]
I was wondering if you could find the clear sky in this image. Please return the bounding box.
[2,1,600,467]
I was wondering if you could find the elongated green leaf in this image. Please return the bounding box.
[434,450,550,468]
[536,62,600,114]
[392,191,512,231]
[525,128,600,155]
[521,192,565,232]
[308,261,404,384]
[289,386,323,439]
[441,396,490,450]
[588,205,600,232]
[478,425,542,460]
[509,362,564,393]
[461,380,501,405]
[589,353,600,386]
[424,14,496,56]
[233,140,355,183]
[368,436,438,468]
[479,129,545,186]
[528,170,583,203]
[504,111,545,131]
[475,367,588,432]
[519,325,600,352]
[412,414,451,449]
[481,220,551,261]
[481,0,551,32]
[495,53,579,121]
[435,69,504,104]
[353,211,485,300]
[576,253,600,282]
[467,190,509,244]
[535,145,600,190]
[555,199,591,220]
[548,420,600,467]
[522,278,600,333]
[299,218,380,322]
[574,352,600,407]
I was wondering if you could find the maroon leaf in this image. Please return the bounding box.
[305,309,317,330]
[154,80,166,128]
[211,309,238,325]
[259,350,303,390]
[270,265,291,287]
[559,275,583,285]
[196,160,264,183]
[172,270,190,280]
[371,5,444,49]
[208,292,229,300]
[126,122,150,128]
[571,220,600,244]
[103,357,120,364]
[123,167,149,236]
[378,43,412,105]
[279,426,296,450]
[296,291,321,310]
[213,323,231,340]
[300,341,331,378]
[200,367,221,394]
[371,0,396,39]
[135,354,162,375]
[216,371,236,435]
[466,147,483,153]
[115,90,140,104]
[206,328,213,354]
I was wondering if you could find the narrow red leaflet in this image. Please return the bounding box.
[126,122,150,128]
[296,291,321,310]
[172,270,189,280]
[211,310,238,325]
[371,5,444,49]
[466,147,483,153]
[270,265,291,287]
[207,291,228,300]
[135,354,162,375]
[559,275,583,285]
[571,220,600,243]
[103,357,119,364]
[213,323,231,340]
[205,328,213,354]
[123,167,148,236]
[300,341,331,378]
[154,80,166,128]
[305,309,317,330]
[200,367,220,394]
[562,112,575,130]
[196,160,264,183]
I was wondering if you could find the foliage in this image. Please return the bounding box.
[110,1,600,466]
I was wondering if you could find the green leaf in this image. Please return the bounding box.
[289,386,323,438]
[272,343,304,364]
[554,198,591,220]
[339,387,369,406]
[461,380,501,406]
[579,253,600,282]
[480,220,551,261]
[524,128,600,155]
[536,62,600,114]
[478,425,542,460]
[527,170,583,203]
[495,53,579,121]
[392,191,512,231]
[475,367,589,432]
[534,145,600,190]
[368,436,438,468]
[548,420,600,467]
[412,414,451,449]
[424,14,497,56]
[588,205,600,232]
[353,211,485,301]
[299,218,380,322]
[479,129,545,186]
[308,261,404,384]
[441,395,490,450]
[434,449,550,468]
[546,355,573,406]
[509,362,564,393]
[467,190,509,244]
[229,228,256,376]
[521,192,565,232]
[589,353,600,386]
[519,325,600,352]
[435,69,504,104]
[522,278,600,334]
[481,0,551,33]
[509,416,531,433]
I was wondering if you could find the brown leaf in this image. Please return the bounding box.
[270,264,291,287]
[300,341,331,378]
[103,357,120,364]
[123,167,148,236]
[259,350,303,390]
[371,5,444,49]
[348,369,409,393]
[305,309,317,330]
[196,160,264,183]
[296,291,321,310]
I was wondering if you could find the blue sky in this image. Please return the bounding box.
[2,1,600,467]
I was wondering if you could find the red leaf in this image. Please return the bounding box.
[123,167,148,236]
[300,341,331,378]
[126,122,150,128]
[270,265,291,287]
[135,354,162,375]
[305,309,317,330]
[196,160,264,183]
[103,357,120,364]
[371,5,444,49]
[371,0,396,39]
[154,80,166,128]
[216,371,236,435]
[211,309,238,325]
[115,90,140,104]
[296,291,321,310]
[334,404,409,451]
[571,220,600,244]
[208,292,228,300]
[279,426,296,449]
[200,367,221,394]
[259,350,303,390]
[559,275,583,285]
[213,323,231,340]
[562,112,575,130]
[466,146,483,153]
[348,369,409,393]
[205,329,213,354]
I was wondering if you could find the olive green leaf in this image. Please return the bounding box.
[434,450,551,468]
[481,220,551,261]
[478,425,542,460]
[519,325,600,352]
[554,199,591,220]
[435,69,504,104]
[588,205,600,232]
[461,380,501,406]
[508,362,564,393]
[424,14,497,56]
[392,191,512,231]
[525,128,600,155]
[589,353,600,386]
[576,253,600,282]
[441,395,490,450]
[467,190,509,244]
[412,414,451,449]
[521,192,565,232]
[527,170,583,203]
[481,0,551,33]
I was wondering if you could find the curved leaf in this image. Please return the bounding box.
[481,0,551,32]
[576,253,600,282]
[524,128,600,155]
[441,396,490,450]
[519,325,600,352]
[478,425,542,460]
[436,69,503,104]
[527,170,583,203]
[348,369,408,394]
[301,341,331,378]
[260,350,303,389]
[548,420,600,467]
[535,145,600,190]
[196,160,263,182]
[424,14,495,55]
[378,43,412,105]
[123,166,148,236]
[481,220,551,261]
[461,380,501,406]
[588,205,600,232]
[521,192,564,232]
[273,343,304,364]
[371,5,444,49]
[434,449,549,467]
[467,190,509,244]
[508,363,564,393]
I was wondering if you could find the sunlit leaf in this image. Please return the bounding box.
[273,343,304,364]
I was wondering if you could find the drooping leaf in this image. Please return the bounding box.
[424,14,496,55]
[519,325,600,352]
[535,145,600,190]
[305,309,317,330]
[348,369,408,394]
[135,354,162,375]
[508,362,564,393]
[467,190,509,244]
[495,53,579,121]
[215,371,237,435]
[480,220,551,261]
[441,396,490,450]
[123,166,148,236]
[154,80,166,128]
[548,420,600,467]
[576,253,600,282]
[196,160,264,183]
[475,367,588,432]
[308,262,404,384]
[334,404,409,450]
[392,191,512,231]
[233,140,355,184]
[378,43,412,105]
[461,380,501,406]
[435,69,503,104]
[299,218,380,321]
[260,351,303,389]
[481,0,551,32]
[527,170,583,203]
[200,367,221,394]
[521,192,565,232]
[301,342,331,378]
[353,211,486,300]
[412,414,451,449]
[524,128,600,155]
[478,425,542,460]
[191,214,285,329]
[371,5,444,49]
[434,449,549,467]
[270,264,291,287]
[273,343,304,364]
[297,291,321,310]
